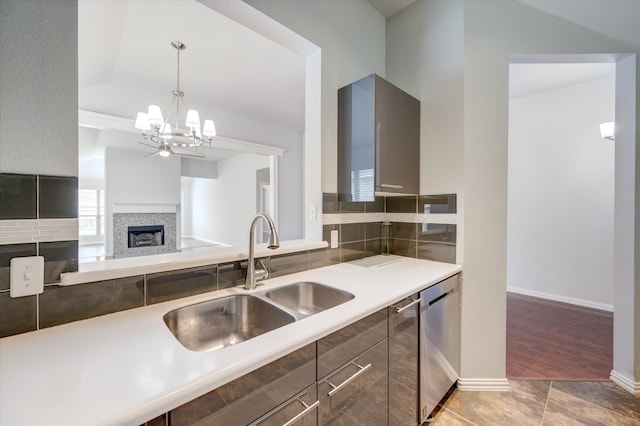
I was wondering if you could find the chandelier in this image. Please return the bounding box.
[134,41,216,158]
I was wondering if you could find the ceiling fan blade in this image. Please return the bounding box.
[139,141,160,149]
[144,150,159,158]
[171,147,205,158]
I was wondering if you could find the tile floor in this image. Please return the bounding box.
[430,380,639,425]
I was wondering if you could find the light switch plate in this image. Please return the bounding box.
[10,256,44,298]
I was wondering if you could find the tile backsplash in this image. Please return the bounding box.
[322,192,458,263]
[0,172,79,337]
[0,189,457,339]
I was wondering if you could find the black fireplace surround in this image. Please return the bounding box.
[128,225,165,248]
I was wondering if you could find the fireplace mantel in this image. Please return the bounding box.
[112,203,179,214]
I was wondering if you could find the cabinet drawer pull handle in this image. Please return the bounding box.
[395,298,421,313]
[282,399,320,426]
[326,362,372,398]
[380,184,404,190]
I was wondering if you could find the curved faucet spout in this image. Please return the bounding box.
[245,213,280,290]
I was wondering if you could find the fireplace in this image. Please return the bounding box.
[128,225,165,248]
[113,212,177,258]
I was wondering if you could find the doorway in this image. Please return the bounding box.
[506,60,615,379]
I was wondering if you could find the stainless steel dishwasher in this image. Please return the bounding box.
[419,274,460,423]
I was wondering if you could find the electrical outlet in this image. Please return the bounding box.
[331,229,339,249]
[10,256,44,298]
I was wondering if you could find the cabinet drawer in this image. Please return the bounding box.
[318,338,389,425]
[317,308,388,378]
[169,343,316,426]
[250,385,318,426]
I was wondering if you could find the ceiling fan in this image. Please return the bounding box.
[139,141,205,158]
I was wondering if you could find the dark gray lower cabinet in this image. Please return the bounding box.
[251,385,318,426]
[388,295,420,426]
[317,338,388,425]
[316,309,388,425]
[168,343,316,426]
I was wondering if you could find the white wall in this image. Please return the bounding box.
[189,153,270,247]
[181,177,194,238]
[0,0,78,176]
[104,147,181,255]
[613,54,639,389]
[387,0,465,197]
[388,0,640,388]
[507,72,615,309]
[245,0,386,194]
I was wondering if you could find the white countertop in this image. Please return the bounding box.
[0,255,461,426]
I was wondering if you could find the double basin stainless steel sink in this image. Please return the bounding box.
[163,282,354,352]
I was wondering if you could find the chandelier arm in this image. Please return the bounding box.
[164,96,178,132]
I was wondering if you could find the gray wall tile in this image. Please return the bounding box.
[0,292,37,337]
[386,196,417,213]
[39,175,78,219]
[322,193,339,214]
[0,243,37,291]
[217,262,245,290]
[419,194,457,214]
[146,265,217,305]
[270,251,310,278]
[390,239,417,258]
[341,241,367,262]
[391,222,418,239]
[341,223,366,243]
[40,240,78,284]
[39,276,144,329]
[310,247,340,270]
[0,173,37,219]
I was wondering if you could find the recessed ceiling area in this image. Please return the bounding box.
[78,0,305,162]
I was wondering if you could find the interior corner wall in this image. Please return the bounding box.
[245,0,386,195]
[613,54,639,386]
[0,0,78,176]
[462,0,639,382]
[507,73,615,308]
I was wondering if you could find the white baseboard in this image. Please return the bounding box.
[507,286,613,312]
[457,377,510,391]
[610,370,640,395]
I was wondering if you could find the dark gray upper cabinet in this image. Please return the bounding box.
[338,74,420,202]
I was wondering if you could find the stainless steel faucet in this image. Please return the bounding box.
[244,212,280,290]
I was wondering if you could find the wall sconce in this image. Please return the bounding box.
[600,122,615,141]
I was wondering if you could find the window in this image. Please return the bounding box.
[79,189,105,236]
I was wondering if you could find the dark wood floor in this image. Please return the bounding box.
[506,292,613,380]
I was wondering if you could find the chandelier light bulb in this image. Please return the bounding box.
[159,147,171,157]
[600,121,615,140]
[185,109,201,130]
[134,112,150,131]
[203,120,216,137]
[147,105,164,126]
